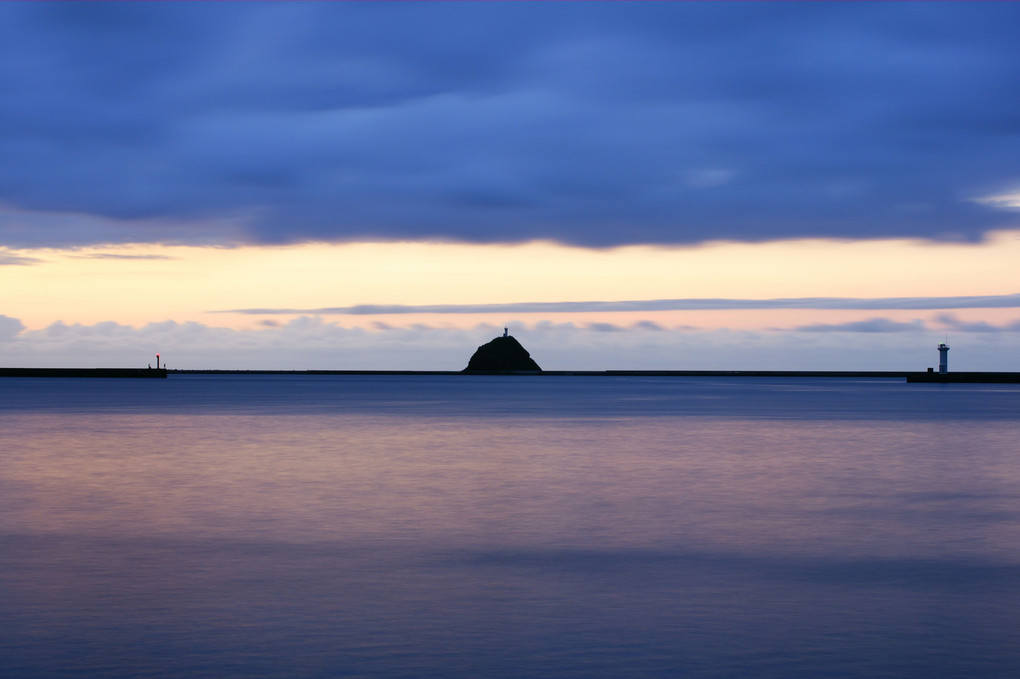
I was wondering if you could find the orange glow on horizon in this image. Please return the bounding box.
[1,231,1019,332]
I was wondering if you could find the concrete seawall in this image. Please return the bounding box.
[171,369,1018,382]
[2,368,1016,382]
[906,372,1020,383]
[0,368,168,378]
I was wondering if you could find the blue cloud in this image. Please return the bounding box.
[795,319,927,334]
[587,323,623,333]
[1,3,1019,247]
[0,251,41,266]
[0,314,25,340]
[219,293,1020,316]
[934,313,1020,333]
[4,315,1017,371]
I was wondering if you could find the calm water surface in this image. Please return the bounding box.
[1,376,1018,678]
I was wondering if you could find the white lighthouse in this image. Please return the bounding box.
[937,342,950,374]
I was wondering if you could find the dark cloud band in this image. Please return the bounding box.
[68,253,177,261]
[0,252,41,266]
[219,293,1020,316]
[1,3,1019,247]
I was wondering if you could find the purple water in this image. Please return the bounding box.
[1,376,1018,678]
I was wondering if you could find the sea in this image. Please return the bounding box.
[1,375,1018,678]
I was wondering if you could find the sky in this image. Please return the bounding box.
[1,1,1018,370]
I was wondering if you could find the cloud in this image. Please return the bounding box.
[584,320,666,333]
[220,293,1020,316]
[68,253,178,261]
[0,204,243,249]
[0,251,41,265]
[1,3,1019,247]
[587,322,623,333]
[0,315,25,341]
[794,318,927,334]
[933,313,1020,333]
[2,316,1019,371]
[974,190,1020,210]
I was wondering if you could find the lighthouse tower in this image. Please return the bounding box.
[937,342,950,374]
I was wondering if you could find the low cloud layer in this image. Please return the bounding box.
[1,3,1019,248]
[2,315,1019,372]
[0,315,24,341]
[935,313,1020,334]
[795,319,927,334]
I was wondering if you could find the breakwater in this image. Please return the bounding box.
[906,371,1020,383]
[173,369,913,378]
[3,368,1016,382]
[172,369,911,377]
[0,368,167,378]
[173,369,1018,382]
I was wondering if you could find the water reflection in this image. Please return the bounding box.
[3,412,1018,560]
[1,379,1019,677]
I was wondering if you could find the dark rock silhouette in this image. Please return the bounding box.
[464,335,542,372]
